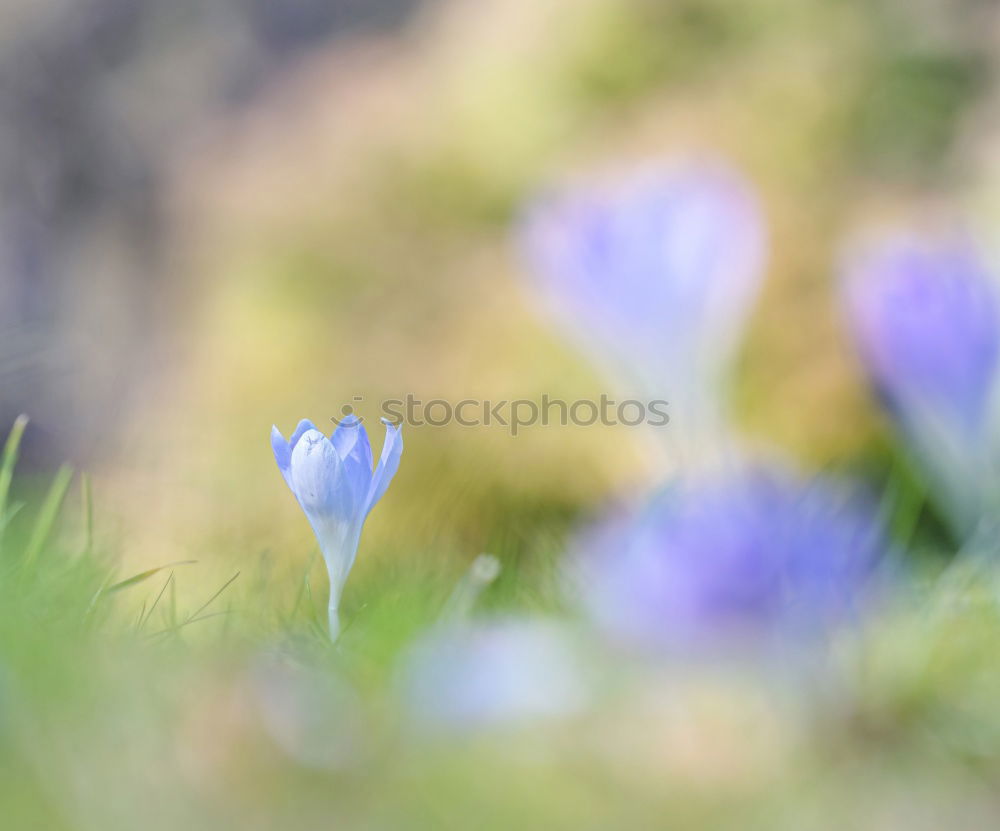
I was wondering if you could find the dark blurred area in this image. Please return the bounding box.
[0,0,423,468]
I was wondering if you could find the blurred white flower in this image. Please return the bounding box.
[397,618,588,733]
[251,656,366,770]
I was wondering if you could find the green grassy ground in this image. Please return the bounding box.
[4,412,1000,831]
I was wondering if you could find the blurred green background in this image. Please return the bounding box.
[91,0,999,574]
[3,0,1000,827]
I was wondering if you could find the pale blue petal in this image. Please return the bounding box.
[271,425,293,489]
[330,414,361,460]
[289,419,319,451]
[289,430,352,521]
[331,415,374,515]
[365,419,403,516]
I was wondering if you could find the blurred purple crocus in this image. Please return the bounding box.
[843,232,1000,537]
[573,465,886,653]
[520,160,766,447]
[271,416,403,640]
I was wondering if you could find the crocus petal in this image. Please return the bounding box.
[365,419,403,516]
[331,415,375,514]
[330,415,361,460]
[289,419,320,451]
[843,232,1000,435]
[289,430,350,521]
[273,419,321,490]
[271,425,293,489]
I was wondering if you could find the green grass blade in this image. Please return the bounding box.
[291,549,318,620]
[137,572,174,630]
[145,572,241,639]
[0,502,25,535]
[168,571,177,627]
[84,570,118,619]
[146,610,233,639]
[80,473,94,557]
[104,560,197,594]
[0,414,28,550]
[21,465,74,571]
[187,571,241,622]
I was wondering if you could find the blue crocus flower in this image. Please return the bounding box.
[842,232,1000,537]
[520,160,766,447]
[573,465,886,653]
[844,232,999,433]
[271,415,403,639]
